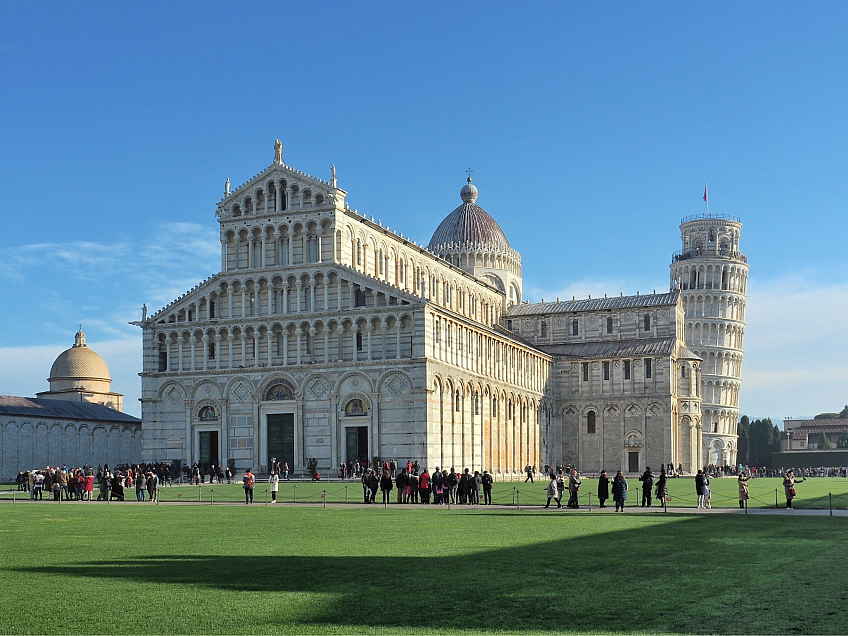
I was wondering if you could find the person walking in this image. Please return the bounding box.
[639,467,654,507]
[567,469,581,508]
[524,465,534,483]
[147,471,158,502]
[702,473,712,509]
[136,471,147,502]
[612,470,628,512]
[597,470,611,508]
[243,468,255,504]
[737,472,750,509]
[544,474,561,508]
[269,470,279,503]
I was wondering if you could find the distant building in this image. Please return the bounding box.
[782,419,848,450]
[0,330,140,478]
[137,147,725,477]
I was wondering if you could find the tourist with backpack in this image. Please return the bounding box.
[243,468,255,504]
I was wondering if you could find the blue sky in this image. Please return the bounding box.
[1,2,846,421]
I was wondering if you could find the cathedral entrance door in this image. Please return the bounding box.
[345,427,368,463]
[199,431,219,467]
[267,414,295,473]
[628,451,639,473]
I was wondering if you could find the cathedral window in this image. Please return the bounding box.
[606,317,613,334]
[624,360,631,380]
[492,398,498,418]
[643,314,651,331]
[587,410,596,434]
[644,358,652,379]
[208,342,215,360]
[603,361,610,381]
[209,301,216,319]
[355,289,366,307]
[158,349,167,372]
[582,362,589,382]
[681,364,687,378]
[540,320,548,338]
[356,331,363,351]
[345,399,368,417]
[198,405,218,421]
[505,320,512,331]
[455,391,461,411]
[572,319,579,336]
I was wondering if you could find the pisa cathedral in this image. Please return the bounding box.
[138,147,746,477]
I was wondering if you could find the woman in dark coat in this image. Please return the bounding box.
[655,467,668,505]
[611,470,628,512]
[379,471,393,504]
[597,470,611,508]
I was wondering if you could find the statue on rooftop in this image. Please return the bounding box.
[274,139,283,164]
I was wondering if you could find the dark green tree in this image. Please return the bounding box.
[737,415,750,464]
[816,431,833,449]
[839,405,848,419]
[838,430,848,448]
[814,412,839,420]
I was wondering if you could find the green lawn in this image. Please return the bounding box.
[0,503,846,634]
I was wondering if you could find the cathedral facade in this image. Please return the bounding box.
[138,148,743,477]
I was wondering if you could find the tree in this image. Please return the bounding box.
[814,412,839,420]
[840,405,848,419]
[748,418,778,467]
[737,416,750,464]
[837,430,848,448]
[816,431,833,449]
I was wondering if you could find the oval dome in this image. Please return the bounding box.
[48,330,111,381]
[428,179,511,251]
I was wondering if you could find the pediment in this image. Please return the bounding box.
[218,162,347,217]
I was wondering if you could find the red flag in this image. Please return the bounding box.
[703,184,708,203]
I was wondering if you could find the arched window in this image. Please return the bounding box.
[644,358,652,379]
[198,405,218,421]
[209,301,216,319]
[354,289,366,307]
[587,410,596,434]
[356,331,363,351]
[455,391,461,411]
[644,314,651,331]
[681,364,687,378]
[606,317,613,334]
[572,319,579,336]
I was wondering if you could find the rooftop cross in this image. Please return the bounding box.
[465,167,473,181]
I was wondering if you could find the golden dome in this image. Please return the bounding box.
[48,330,111,382]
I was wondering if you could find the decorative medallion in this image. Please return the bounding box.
[554,317,564,328]
[659,309,670,319]
[350,377,361,389]
[623,312,634,323]
[605,405,619,416]
[613,361,621,368]
[386,374,408,396]
[564,406,578,417]
[309,379,328,400]
[233,382,250,402]
[571,363,579,371]
[682,401,691,412]
[587,314,597,325]
[649,403,663,415]
[626,404,641,416]
[202,384,214,397]
[166,386,182,404]
[655,359,663,368]
[592,362,599,370]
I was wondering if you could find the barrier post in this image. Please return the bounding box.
[156,487,160,505]
[345,485,348,503]
[663,495,667,513]
[323,490,326,508]
[775,489,778,509]
[12,491,15,503]
[293,484,297,503]
[210,490,214,506]
[829,492,832,516]
[516,490,520,510]
[744,498,747,515]
[198,486,201,502]
[265,489,268,506]
[512,487,516,506]
[588,492,592,511]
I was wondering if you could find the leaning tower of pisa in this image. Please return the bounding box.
[670,213,748,467]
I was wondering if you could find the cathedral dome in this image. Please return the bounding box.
[48,329,111,382]
[428,178,511,251]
